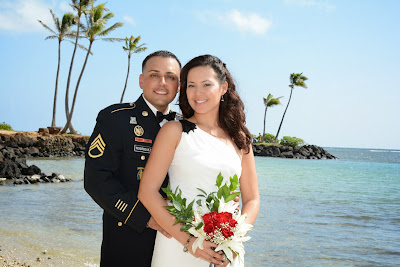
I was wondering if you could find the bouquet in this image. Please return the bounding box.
[162,173,253,264]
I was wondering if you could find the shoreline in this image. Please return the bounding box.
[0,230,98,266]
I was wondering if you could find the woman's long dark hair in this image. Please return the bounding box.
[179,55,252,153]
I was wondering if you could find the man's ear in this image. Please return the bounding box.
[139,74,144,90]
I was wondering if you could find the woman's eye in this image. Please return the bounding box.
[187,84,194,88]
[204,83,212,87]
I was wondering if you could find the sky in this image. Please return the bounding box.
[0,0,399,149]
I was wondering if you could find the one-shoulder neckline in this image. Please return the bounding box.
[181,119,242,158]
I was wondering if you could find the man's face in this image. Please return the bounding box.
[139,56,180,112]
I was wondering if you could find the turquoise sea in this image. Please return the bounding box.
[0,147,399,266]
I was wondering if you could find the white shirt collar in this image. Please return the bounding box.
[142,94,170,116]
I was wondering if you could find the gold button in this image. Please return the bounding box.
[141,155,145,160]
[118,222,123,227]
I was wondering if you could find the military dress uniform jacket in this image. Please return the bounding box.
[84,95,178,267]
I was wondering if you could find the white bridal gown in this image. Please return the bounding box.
[151,120,244,267]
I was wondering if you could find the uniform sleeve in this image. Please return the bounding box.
[84,110,150,232]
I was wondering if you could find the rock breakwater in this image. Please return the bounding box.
[253,144,337,159]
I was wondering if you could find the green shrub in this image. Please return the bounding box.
[280,136,305,147]
[0,122,13,131]
[263,133,276,143]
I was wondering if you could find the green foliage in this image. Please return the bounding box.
[0,122,13,130]
[280,136,305,147]
[162,172,240,232]
[162,184,195,231]
[263,133,276,143]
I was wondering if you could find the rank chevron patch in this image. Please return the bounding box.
[88,134,106,158]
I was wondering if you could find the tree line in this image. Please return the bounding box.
[261,73,308,143]
[39,0,147,134]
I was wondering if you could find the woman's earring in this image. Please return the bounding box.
[221,95,225,102]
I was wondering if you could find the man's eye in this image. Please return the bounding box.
[167,75,176,80]
[150,73,158,77]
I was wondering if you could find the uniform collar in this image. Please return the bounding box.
[142,94,171,116]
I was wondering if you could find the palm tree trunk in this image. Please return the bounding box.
[120,55,131,103]
[51,40,61,127]
[274,87,294,143]
[262,107,267,142]
[62,14,81,134]
[62,42,93,134]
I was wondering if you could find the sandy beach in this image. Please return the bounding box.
[0,231,97,267]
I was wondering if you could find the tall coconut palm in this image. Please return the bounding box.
[263,93,282,141]
[62,3,123,134]
[63,0,92,134]
[38,9,75,127]
[274,73,308,143]
[120,35,147,103]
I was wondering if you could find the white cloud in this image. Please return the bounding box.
[284,0,335,11]
[197,9,272,36]
[219,10,272,36]
[123,15,136,26]
[0,0,54,32]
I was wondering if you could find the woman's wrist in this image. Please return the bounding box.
[183,234,194,252]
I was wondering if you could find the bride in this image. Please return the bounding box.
[138,55,260,267]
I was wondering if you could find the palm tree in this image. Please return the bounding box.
[61,3,123,134]
[120,35,147,103]
[274,73,308,143]
[38,9,75,127]
[63,0,92,134]
[263,93,282,141]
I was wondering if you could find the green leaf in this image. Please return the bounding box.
[216,172,223,187]
[195,222,204,230]
[197,188,208,196]
[173,200,182,211]
[180,224,192,231]
[196,199,202,206]
[225,192,240,202]
[217,187,223,199]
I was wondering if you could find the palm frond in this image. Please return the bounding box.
[98,22,123,37]
[38,20,56,35]
[45,35,58,40]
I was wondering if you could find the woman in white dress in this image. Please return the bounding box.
[138,55,260,266]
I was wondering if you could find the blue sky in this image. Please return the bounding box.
[1,0,399,149]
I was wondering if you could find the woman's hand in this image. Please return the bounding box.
[188,238,225,265]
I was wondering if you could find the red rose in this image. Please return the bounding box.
[203,211,217,225]
[229,219,237,228]
[204,223,215,236]
[223,212,232,221]
[215,213,227,227]
[221,227,234,238]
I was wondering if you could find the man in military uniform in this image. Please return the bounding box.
[84,50,181,266]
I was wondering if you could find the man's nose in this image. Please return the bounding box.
[158,76,166,86]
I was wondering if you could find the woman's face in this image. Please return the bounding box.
[186,66,227,115]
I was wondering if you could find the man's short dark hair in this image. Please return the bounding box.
[142,50,181,72]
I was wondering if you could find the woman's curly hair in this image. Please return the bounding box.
[179,55,252,153]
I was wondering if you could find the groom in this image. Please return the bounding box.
[84,50,181,266]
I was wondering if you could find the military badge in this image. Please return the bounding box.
[88,134,106,158]
[134,125,144,136]
[137,167,144,180]
[135,137,152,144]
[130,117,137,124]
[134,145,151,154]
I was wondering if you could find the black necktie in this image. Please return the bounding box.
[156,111,176,123]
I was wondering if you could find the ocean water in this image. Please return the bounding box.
[0,148,399,266]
